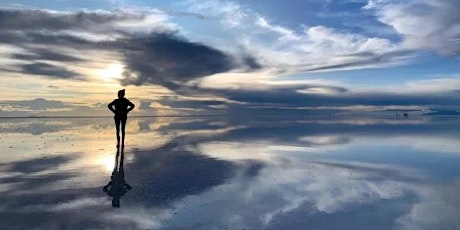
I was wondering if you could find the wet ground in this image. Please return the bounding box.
[1,116,459,230]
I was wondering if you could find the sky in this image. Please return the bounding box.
[0,0,459,117]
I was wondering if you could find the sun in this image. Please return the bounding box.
[95,62,124,81]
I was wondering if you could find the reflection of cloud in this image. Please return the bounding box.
[5,155,74,173]
[298,135,350,146]
[163,155,424,229]
[396,178,460,230]
[364,136,460,154]
[197,141,315,161]
[119,143,236,207]
[0,117,459,229]
[0,98,70,111]
[0,118,74,135]
[0,98,108,117]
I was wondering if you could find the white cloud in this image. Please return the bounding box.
[186,0,406,76]
[182,137,460,229]
[191,71,345,92]
[186,0,247,27]
[365,0,460,55]
[370,77,460,94]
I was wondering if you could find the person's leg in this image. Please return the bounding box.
[120,118,127,148]
[115,118,121,147]
[114,147,120,171]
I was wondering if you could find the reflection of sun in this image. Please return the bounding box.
[96,154,115,172]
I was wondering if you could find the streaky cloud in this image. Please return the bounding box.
[19,62,81,79]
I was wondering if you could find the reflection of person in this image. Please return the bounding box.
[108,89,135,148]
[103,147,131,208]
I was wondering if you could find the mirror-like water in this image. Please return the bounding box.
[1,116,459,229]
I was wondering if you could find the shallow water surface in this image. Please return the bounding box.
[1,116,459,229]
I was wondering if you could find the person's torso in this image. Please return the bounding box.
[113,98,130,117]
[108,172,127,196]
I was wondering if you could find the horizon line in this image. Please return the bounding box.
[0,115,225,119]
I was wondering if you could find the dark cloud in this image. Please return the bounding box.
[305,50,413,72]
[6,155,75,173]
[210,86,460,114]
[0,31,96,48]
[124,143,237,206]
[2,85,459,119]
[0,9,133,50]
[266,197,414,230]
[0,8,457,113]
[19,62,81,79]
[137,100,153,111]
[0,8,259,87]
[119,34,236,89]
[0,9,141,31]
[13,49,84,62]
[242,55,262,70]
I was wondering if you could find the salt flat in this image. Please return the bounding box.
[0,116,459,229]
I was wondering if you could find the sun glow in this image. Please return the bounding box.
[94,62,125,81]
[96,153,116,172]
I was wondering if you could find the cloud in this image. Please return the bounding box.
[0,8,171,34]
[119,34,239,89]
[365,0,460,55]
[1,115,460,229]
[0,8,259,89]
[0,98,71,111]
[396,178,460,230]
[0,98,110,117]
[186,0,248,27]
[166,142,424,229]
[185,0,409,74]
[12,48,84,62]
[218,86,460,111]
[149,74,460,115]
[175,72,460,115]
[6,155,75,173]
[0,4,458,113]
[18,62,81,79]
[0,8,176,81]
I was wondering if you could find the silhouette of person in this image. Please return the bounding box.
[108,89,135,148]
[103,147,131,208]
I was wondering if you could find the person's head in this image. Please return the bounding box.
[118,89,125,99]
[112,197,120,208]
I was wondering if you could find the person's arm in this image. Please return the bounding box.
[108,100,116,113]
[124,183,132,190]
[127,99,135,112]
[103,181,112,192]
